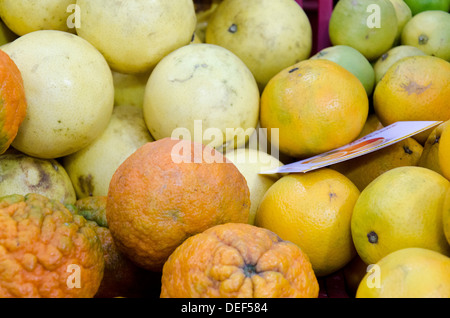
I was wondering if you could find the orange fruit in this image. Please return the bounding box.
[160,222,319,298]
[106,138,250,272]
[70,196,161,298]
[373,55,450,144]
[0,49,27,154]
[260,59,368,159]
[0,193,104,298]
[255,168,360,277]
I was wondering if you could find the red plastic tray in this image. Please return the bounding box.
[295,0,334,54]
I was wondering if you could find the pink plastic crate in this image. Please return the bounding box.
[295,0,334,54]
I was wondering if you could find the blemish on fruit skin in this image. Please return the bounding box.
[228,24,238,33]
[434,135,441,144]
[400,81,432,95]
[78,174,94,197]
[315,51,328,58]
[170,63,208,83]
[403,145,413,154]
[367,231,378,244]
[166,209,182,221]
[329,192,337,201]
[22,160,51,190]
[289,67,299,73]
[381,53,389,61]
[51,161,59,171]
[418,34,428,45]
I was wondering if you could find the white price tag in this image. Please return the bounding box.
[259,121,442,174]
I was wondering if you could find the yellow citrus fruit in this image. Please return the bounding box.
[328,0,398,61]
[0,152,76,205]
[444,188,450,245]
[0,0,77,36]
[389,0,413,45]
[3,30,114,159]
[62,105,154,198]
[194,0,222,43]
[112,70,151,108]
[255,168,360,277]
[439,120,450,180]
[401,10,450,61]
[143,43,260,151]
[75,0,197,74]
[260,59,368,159]
[418,120,450,180]
[225,148,283,225]
[356,113,384,138]
[205,0,312,90]
[373,45,426,83]
[373,55,450,144]
[356,247,450,298]
[0,18,17,46]
[351,166,450,265]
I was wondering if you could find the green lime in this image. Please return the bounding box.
[403,0,450,15]
[329,0,398,61]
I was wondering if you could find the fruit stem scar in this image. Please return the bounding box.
[403,145,413,154]
[434,135,440,144]
[329,192,337,201]
[367,231,378,244]
[418,34,428,45]
[243,264,257,277]
[228,24,237,33]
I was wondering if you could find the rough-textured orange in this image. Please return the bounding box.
[160,222,319,298]
[0,193,104,298]
[72,196,161,298]
[106,138,250,272]
[0,49,27,154]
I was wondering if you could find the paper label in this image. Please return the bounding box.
[259,121,442,174]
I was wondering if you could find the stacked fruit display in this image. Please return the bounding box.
[0,0,449,298]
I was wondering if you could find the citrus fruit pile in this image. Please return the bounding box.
[0,0,449,299]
